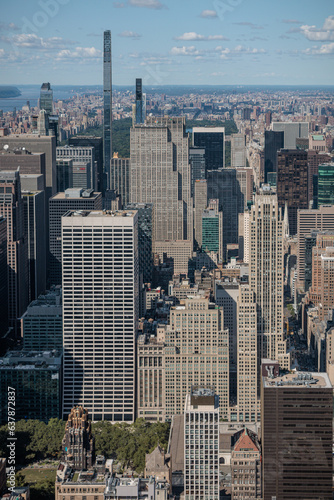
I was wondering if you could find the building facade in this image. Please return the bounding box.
[103,30,112,189]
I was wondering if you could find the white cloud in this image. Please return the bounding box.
[128,0,166,8]
[56,46,102,61]
[0,22,19,32]
[303,42,334,55]
[118,31,142,38]
[299,16,334,41]
[0,49,5,57]
[200,10,218,18]
[282,19,303,24]
[170,46,201,56]
[3,34,74,50]
[174,32,229,41]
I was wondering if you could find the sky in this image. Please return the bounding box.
[0,0,333,86]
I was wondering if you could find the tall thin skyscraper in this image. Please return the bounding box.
[40,82,53,114]
[103,30,112,190]
[62,209,138,422]
[133,78,146,125]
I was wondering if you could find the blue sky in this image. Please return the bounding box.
[0,0,333,85]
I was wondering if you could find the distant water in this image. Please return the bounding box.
[0,84,102,112]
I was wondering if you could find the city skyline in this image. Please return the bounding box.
[0,0,333,86]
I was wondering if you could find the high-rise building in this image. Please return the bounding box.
[297,206,334,292]
[125,202,153,284]
[165,297,229,420]
[193,127,225,170]
[0,149,46,193]
[133,78,146,125]
[194,179,207,250]
[21,189,46,302]
[0,217,7,337]
[0,170,28,334]
[207,168,244,247]
[235,167,254,209]
[130,117,192,244]
[276,149,308,236]
[261,371,333,500]
[307,150,332,205]
[317,162,334,207]
[61,406,95,470]
[40,82,53,114]
[62,210,138,422]
[238,211,250,263]
[202,207,223,261]
[272,122,309,149]
[22,286,62,351]
[111,156,130,206]
[249,187,289,369]
[189,147,206,197]
[56,146,96,191]
[103,30,112,189]
[231,428,262,500]
[231,133,246,168]
[70,136,104,194]
[264,130,284,183]
[49,188,102,286]
[0,349,62,424]
[184,387,219,500]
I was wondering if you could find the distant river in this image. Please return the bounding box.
[0,84,102,112]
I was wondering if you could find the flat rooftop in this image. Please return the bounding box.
[263,372,332,389]
[63,210,137,218]
[0,350,62,370]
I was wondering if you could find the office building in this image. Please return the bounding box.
[111,155,130,206]
[0,217,7,336]
[235,167,253,209]
[0,135,56,199]
[103,30,112,189]
[137,328,166,422]
[297,205,334,292]
[276,149,308,236]
[125,202,153,284]
[304,231,318,292]
[165,298,229,420]
[62,210,138,421]
[56,158,73,192]
[231,428,262,500]
[250,187,288,368]
[21,189,46,302]
[264,130,284,183]
[40,82,53,114]
[231,133,246,168]
[309,134,327,152]
[207,168,244,247]
[272,122,309,149]
[0,350,62,424]
[184,387,219,500]
[49,188,102,285]
[130,117,192,244]
[317,162,334,207]
[194,179,207,250]
[70,136,104,194]
[189,147,206,197]
[22,286,62,351]
[0,149,46,192]
[307,150,332,205]
[153,240,193,276]
[193,127,225,170]
[238,211,250,263]
[61,406,95,470]
[261,372,333,499]
[56,146,96,191]
[0,170,28,334]
[202,208,223,261]
[133,78,146,125]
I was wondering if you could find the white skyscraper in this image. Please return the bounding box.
[62,209,139,422]
[184,387,219,500]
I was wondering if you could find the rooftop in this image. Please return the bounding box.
[263,371,332,389]
[0,349,62,370]
[63,209,136,218]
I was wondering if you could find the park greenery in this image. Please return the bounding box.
[0,418,170,471]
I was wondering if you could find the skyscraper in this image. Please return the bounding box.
[0,217,7,337]
[317,162,334,207]
[40,82,53,114]
[103,30,112,190]
[272,122,309,149]
[56,145,96,191]
[111,155,130,206]
[130,117,192,244]
[231,133,246,168]
[70,136,104,194]
[276,149,308,236]
[194,179,207,250]
[133,78,146,125]
[193,127,225,170]
[264,130,284,183]
[0,170,28,334]
[184,387,219,500]
[189,147,206,197]
[261,371,333,500]
[62,210,139,422]
[125,202,153,284]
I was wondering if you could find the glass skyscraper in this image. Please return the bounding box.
[133,78,146,125]
[103,30,112,190]
[317,163,334,207]
[40,82,53,114]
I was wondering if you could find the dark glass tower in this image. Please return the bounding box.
[40,82,53,114]
[317,163,334,207]
[193,127,225,170]
[264,130,284,183]
[134,78,146,125]
[103,30,112,190]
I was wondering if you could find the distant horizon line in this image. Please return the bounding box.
[2,83,334,88]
